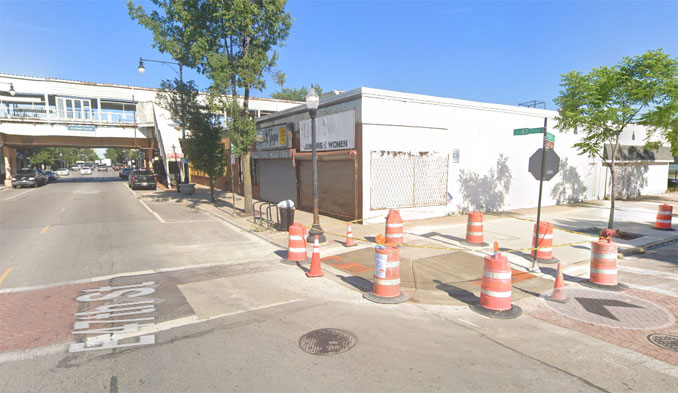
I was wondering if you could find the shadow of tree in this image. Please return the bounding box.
[456,154,512,212]
[615,165,649,200]
[550,157,587,204]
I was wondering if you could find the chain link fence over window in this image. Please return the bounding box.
[370,151,449,209]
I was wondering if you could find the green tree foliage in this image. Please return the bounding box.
[159,79,228,202]
[104,148,126,163]
[554,49,678,228]
[271,84,322,101]
[129,0,292,213]
[21,147,98,168]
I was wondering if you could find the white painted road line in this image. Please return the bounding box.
[123,183,166,223]
[86,298,306,346]
[2,188,37,201]
[0,260,256,294]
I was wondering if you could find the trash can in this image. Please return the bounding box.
[277,200,295,231]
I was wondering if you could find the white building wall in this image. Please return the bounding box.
[359,88,667,223]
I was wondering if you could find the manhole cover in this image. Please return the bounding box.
[299,328,356,356]
[647,334,678,352]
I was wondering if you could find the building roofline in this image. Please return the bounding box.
[0,73,302,104]
[256,86,557,125]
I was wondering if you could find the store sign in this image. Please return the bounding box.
[300,110,355,152]
[68,125,95,132]
[256,123,291,150]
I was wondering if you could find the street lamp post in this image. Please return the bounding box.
[305,88,326,243]
[138,57,189,186]
[0,82,16,96]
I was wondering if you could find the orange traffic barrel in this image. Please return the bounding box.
[287,223,308,262]
[654,204,673,230]
[463,210,488,247]
[581,240,627,291]
[530,222,558,264]
[385,209,404,245]
[363,245,409,304]
[470,252,522,319]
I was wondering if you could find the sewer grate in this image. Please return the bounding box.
[299,328,356,356]
[647,334,678,352]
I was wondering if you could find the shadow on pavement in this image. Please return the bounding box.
[433,279,478,305]
[337,275,373,292]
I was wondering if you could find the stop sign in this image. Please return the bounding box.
[529,148,560,181]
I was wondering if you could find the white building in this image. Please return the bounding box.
[0,73,300,185]
[255,87,672,223]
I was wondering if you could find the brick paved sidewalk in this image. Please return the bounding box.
[524,287,678,366]
[0,282,103,352]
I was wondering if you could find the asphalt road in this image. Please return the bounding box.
[0,173,676,392]
[0,170,275,289]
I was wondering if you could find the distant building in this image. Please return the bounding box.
[0,73,300,186]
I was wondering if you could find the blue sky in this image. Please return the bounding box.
[1,0,676,110]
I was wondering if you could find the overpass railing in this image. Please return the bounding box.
[0,108,136,124]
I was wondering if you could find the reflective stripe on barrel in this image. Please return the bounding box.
[465,211,484,244]
[372,246,402,298]
[385,209,404,244]
[287,223,308,262]
[589,240,618,285]
[479,253,512,311]
[654,204,673,229]
[531,222,554,260]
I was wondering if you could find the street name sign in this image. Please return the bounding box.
[545,132,555,142]
[529,148,560,181]
[513,127,544,136]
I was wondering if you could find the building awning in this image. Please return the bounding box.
[603,144,673,163]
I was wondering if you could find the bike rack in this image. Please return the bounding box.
[252,201,279,229]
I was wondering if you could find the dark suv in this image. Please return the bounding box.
[119,168,133,180]
[128,169,157,190]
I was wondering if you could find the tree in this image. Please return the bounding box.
[159,78,228,202]
[271,84,322,101]
[105,148,126,163]
[554,49,678,228]
[129,0,293,214]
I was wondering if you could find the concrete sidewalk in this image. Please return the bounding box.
[141,185,678,306]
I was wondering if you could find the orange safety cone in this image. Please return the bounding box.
[345,223,356,247]
[306,235,324,278]
[546,263,568,303]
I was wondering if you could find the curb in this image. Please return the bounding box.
[620,236,678,257]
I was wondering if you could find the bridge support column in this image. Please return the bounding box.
[144,149,153,170]
[2,145,17,186]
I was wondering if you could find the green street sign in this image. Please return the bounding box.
[545,132,555,142]
[513,127,544,136]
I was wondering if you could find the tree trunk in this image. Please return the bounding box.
[243,151,253,214]
[242,86,253,215]
[209,177,215,203]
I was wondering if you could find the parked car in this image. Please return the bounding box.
[119,167,133,179]
[128,169,157,190]
[43,170,56,182]
[98,164,108,172]
[56,168,69,177]
[70,165,80,171]
[80,166,92,175]
[12,168,46,188]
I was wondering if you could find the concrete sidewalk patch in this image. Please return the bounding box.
[178,269,303,320]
